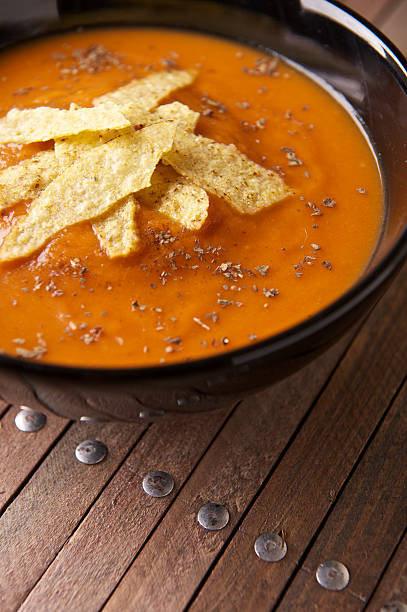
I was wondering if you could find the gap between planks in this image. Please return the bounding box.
[98,263,406,612]
[0,399,10,419]
[0,419,149,610]
[275,374,407,610]
[0,1,404,608]
[17,328,359,612]
[0,406,70,515]
[18,401,240,612]
[365,528,407,610]
[181,263,407,612]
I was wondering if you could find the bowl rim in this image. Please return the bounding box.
[1,0,407,379]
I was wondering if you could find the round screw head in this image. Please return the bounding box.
[316,560,350,591]
[380,602,407,612]
[15,408,46,432]
[75,440,107,465]
[142,471,174,497]
[254,533,287,562]
[197,503,229,530]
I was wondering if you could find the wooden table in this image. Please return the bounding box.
[1,1,406,610]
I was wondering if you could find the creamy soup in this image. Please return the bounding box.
[0,28,383,366]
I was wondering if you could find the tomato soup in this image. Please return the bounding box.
[0,28,383,366]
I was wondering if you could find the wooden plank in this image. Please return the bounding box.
[366,532,407,610]
[278,379,407,610]
[0,419,146,610]
[342,0,407,56]
[379,1,407,55]
[340,0,390,22]
[100,327,358,611]
[187,263,407,612]
[19,406,233,612]
[0,406,69,513]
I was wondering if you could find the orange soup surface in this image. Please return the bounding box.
[0,28,383,367]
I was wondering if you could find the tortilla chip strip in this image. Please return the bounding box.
[92,195,140,258]
[164,131,293,214]
[93,69,197,123]
[54,130,118,168]
[54,102,199,168]
[0,104,130,144]
[88,102,201,248]
[0,121,176,261]
[53,101,200,250]
[139,164,208,230]
[148,102,199,131]
[0,150,59,211]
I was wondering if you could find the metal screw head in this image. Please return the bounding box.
[142,471,174,497]
[254,533,287,562]
[75,440,107,465]
[380,602,407,612]
[15,408,46,432]
[197,503,229,530]
[316,560,350,591]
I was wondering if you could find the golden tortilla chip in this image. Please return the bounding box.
[54,103,197,165]
[53,101,200,251]
[139,164,208,230]
[0,150,59,210]
[54,130,118,168]
[93,69,197,122]
[38,103,199,257]
[164,131,293,214]
[147,102,199,132]
[0,121,176,261]
[54,102,198,168]
[89,104,200,238]
[0,104,130,144]
[92,195,140,258]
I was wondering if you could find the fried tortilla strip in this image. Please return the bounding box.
[164,131,293,214]
[53,102,201,250]
[93,69,197,123]
[63,102,201,247]
[54,130,119,168]
[0,150,59,210]
[92,195,140,258]
[54,101,199,168]
[0,104,130,144]
[148,102,199,132]
[139,164,208,230]
[0,121,176,261]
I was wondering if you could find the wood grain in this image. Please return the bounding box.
[101,328,357,612]
[341,0,407,56]
[340,0,391,22]
[366,532,407,610]
[19,406,233,612]
[0,406,69,513]
[378,0,407,54]
[0,2,406,612]
[188,263,407,612]
[0,420,146,610]
[278,379,407,610]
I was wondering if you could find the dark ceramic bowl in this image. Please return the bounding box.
[0,0,406,421]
